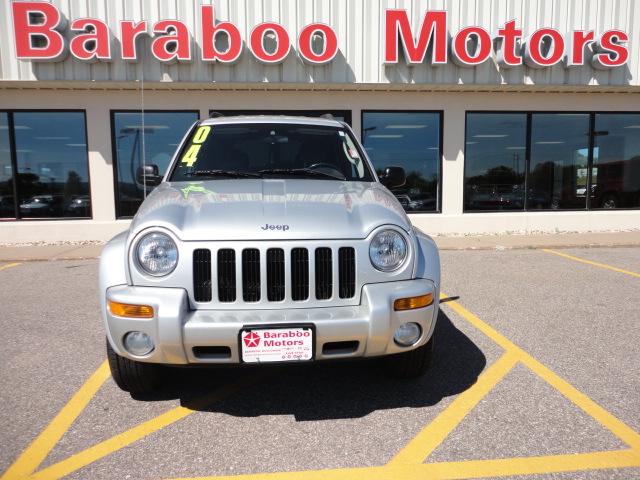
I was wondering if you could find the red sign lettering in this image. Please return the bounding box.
[12,2,66,61]
[298,23,338,64]
[152,20,191,63]
[384,9,447,64]
[201,5,242,63]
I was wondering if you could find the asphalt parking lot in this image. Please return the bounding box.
[1,247,639,480]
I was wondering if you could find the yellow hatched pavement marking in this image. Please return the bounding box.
[165,450,640,480]
[4,291,640,480]
[443,293,640,452]
[162,292,640,479]
[0,262,21,272]
[0,361,110,480]
[389,351,519,465]
[27,379,254,480]
[542,248,640,278]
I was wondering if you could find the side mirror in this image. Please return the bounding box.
[136,164,162,187]
[379,166,406,189]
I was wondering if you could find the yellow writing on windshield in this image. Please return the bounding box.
[180,126,211,167]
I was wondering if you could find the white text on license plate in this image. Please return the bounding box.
[240,327,313,363]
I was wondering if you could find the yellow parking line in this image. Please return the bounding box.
[0,262,21,272]
[165,449,640,480]
[29,378,255,480]
[542,248,640,278]
[440,293,640,452]
[0,361,110,480]
[417,449,640,478]
[388,351,519,465]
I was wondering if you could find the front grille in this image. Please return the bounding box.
[193,245,357,305]
[217,249,236,302]
[291,248,309,301]
[193,249,212,302]
[266,248,285,301]
[315,247,333,300]
[338,247,356,298]
[242,249,261,302]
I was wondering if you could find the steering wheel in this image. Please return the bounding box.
[306,162,346,179]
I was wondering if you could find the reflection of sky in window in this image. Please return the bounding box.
[114,112,198,183]
[594,113,640,164]
[13,112,88,182]
[466,114,527,178]
[0,113,11,183]
[362,112,440,180]
[530,114,589,168]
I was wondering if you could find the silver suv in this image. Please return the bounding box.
[100,116,440,394]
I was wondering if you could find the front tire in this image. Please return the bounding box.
[106,338,162,394]
[387,335,434,378]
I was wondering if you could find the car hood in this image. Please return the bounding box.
[129,179,411,241]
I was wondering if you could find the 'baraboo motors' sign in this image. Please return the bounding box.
[11,2,629,70]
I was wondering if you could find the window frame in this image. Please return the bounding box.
[0,109,91,222]
[463,110,640,213]
[110,109,200,219]
[360,109,444,214]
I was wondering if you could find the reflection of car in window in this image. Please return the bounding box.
[64,195,91,217]
[467,183,524,210]
[20,195,64,217]
[591,157,640,209]
[100,116,441,395]
[0,195,15,217]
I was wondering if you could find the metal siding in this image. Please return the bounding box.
[0,0,637,86]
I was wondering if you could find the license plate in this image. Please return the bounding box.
[240,326,313,363]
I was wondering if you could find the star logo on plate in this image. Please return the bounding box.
[243,331,261,348]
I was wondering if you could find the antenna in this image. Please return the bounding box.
[139,43,146,198]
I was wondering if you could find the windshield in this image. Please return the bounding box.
[169,123,374,182]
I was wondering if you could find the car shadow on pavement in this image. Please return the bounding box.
[135,309,486,420]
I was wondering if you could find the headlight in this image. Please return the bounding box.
[135,232,178,276]
[369,229,407,272]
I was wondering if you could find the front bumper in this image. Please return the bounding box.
[104,279,438,364]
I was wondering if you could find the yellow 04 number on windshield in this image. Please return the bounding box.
[181,126,211,167]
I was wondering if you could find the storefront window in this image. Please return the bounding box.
[465,114,527,211]
[464,112,639,212]
[112,111,199,218]
[4,111,91,219]
[362,111,441,212]
[592,114,640,209]
[211,110,352,125]
[0,113,14,218]
[529,114,590,210]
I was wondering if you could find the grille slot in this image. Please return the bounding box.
[217,249,236,302]
[338,247,356,298]
[291,248,309,301]
[242,249,261,302]
[266,248,285,301]
[193,249,212,302]
[315,247,333,300]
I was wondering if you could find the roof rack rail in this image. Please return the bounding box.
[319,113,334,120]
[209,111,224,118]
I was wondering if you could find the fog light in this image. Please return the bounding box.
[394,293,433,311]
[123,331,154,356]
[108,300,154,318]
[394,322,422,347]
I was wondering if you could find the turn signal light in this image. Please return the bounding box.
[394,293,434,311]
[108,300,154,318]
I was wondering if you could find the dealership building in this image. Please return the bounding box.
[1,0,639,243]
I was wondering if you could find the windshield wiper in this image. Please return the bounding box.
[185,169,262,179]
[258,168,345,181]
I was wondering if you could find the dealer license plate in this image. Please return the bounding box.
[240,326,313,363]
